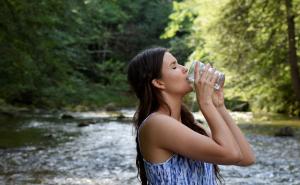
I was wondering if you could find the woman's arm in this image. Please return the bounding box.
[140,112,243,165]
[210,74,256,166]
[216,106,256,166]
[193,63,243,164]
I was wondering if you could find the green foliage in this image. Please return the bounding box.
[163,0,300,115]
[99,60,127,86]
[0,0,172,109]
[5,0,298,115]
[212,0,300,115]
[160,1,202,64]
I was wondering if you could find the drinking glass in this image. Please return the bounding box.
[187,61,225,90]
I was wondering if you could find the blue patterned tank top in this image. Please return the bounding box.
[138,115,218,185]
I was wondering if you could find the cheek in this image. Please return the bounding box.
[163,73,179,85]
[165,73,187,90]
[167,71,181,81]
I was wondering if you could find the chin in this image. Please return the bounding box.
[183,84,193,94]
[187,88,193,93]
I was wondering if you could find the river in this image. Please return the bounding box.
[0,109,299,185]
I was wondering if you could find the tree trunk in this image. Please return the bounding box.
[285,0,300,101]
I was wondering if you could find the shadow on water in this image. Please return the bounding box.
[0,109,299,185]
[0,115,80,149]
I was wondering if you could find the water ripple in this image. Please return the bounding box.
[0,118,299,185]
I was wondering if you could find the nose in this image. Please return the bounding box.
[182,66,188,73]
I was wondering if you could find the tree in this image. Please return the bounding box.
[163,0,300,115]
[285,0,300,101]
[0,0,172,108]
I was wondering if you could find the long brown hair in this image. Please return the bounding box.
[127,47,224,185]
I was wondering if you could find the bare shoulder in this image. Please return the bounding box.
[141,113,211,142]
[139,112,183,145]
[141,112,176,127]
[140,113,205,150]
[139,112,177,137]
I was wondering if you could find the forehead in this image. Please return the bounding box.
[163,52,176,66]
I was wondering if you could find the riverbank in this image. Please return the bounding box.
[0,83,138,114]
[1,106,299,142]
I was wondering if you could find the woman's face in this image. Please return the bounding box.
[159,52,193,95]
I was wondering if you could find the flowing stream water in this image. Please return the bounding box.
[0,109,299,185]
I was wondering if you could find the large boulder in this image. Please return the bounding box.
[60,113,75,119]
[104,103,118,112]
[274,126,294,137]
[77,120,96,127]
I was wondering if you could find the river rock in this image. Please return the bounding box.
[77,120,96,127]
[274,126,294,137]
[60,113,75,119]
[44,134,54,138]
[104,103,118,111]
[116,113,126,120]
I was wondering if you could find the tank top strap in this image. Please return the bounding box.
[138,113,155,133]
[137,112,156,143]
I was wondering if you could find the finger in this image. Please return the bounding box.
[221,75,225,88]
[215,73,225,91]
[194,62,199,83]
[220,82,225,91]
[211,70,219,87]
[200,63,210,81]
[207,67,216,82]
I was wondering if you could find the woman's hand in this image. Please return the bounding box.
[194,62,218,109]
[212,84,225,108]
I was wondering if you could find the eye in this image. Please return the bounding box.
[172,66,177,69]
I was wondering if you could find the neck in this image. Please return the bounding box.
[157,93,183,122]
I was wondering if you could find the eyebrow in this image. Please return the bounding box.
[169,61,177,66]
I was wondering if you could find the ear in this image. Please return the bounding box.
[151,79,165,90]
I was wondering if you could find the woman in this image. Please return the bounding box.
[127,47,255,185]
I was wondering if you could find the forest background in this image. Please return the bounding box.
[0,0,299,116]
